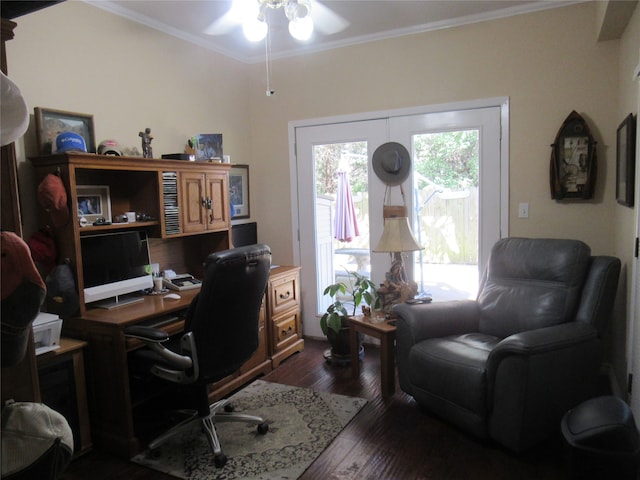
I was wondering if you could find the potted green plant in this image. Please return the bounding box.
[320,270,379,360]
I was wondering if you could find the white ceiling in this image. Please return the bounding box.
[85,0,581,63]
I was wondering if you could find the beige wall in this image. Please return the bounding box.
[6,1,251,236]
[245,1,638,389]
[5,1,639,390]
[614,3,640,394]
[249,2,625,262]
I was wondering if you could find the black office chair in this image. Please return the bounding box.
[124,244,272,468]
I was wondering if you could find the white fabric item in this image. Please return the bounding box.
[0,71,28,147]
[1,402,73,476]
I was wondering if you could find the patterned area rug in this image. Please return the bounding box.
[132,380,367,479]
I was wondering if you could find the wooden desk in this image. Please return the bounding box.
[63,289,207,458]
[348,314,397,397]
[63,266,301,459]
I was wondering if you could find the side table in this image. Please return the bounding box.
[37,337,92,456]
[348,314,397,397]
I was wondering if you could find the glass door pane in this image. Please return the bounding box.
[412,130,479,300]
[314,143,370,314]
[295,119,387,337]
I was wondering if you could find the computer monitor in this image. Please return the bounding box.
[232,222,257,247]
[80,230,153,308]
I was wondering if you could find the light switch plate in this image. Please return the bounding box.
[518,203,529,218]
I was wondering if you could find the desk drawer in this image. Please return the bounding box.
[269,273,299,318]
[272,310,300,351]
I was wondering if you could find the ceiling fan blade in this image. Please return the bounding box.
[311,0,349,35]
[204,0,256,36]
[204,10,239,35]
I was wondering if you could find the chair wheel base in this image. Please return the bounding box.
[214,453,227,468]
[147,448,161,459]
[257,422,269,435]
[224,403,234,413]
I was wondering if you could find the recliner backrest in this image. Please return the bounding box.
[185,244,271,383]
[477,238,591,338]
[574,255,621,334]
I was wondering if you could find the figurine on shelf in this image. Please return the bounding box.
[139,128,153,158]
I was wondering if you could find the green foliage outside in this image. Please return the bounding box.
[313,131,480,266]
[315,142,368,196]
[414,130,479,190]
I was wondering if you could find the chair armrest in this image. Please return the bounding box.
[486,322,602,450]
[487,322,599,403]
[124,325,169,342]
[394,300,480,344]
[124,326,193,369]
[489,322,598,362]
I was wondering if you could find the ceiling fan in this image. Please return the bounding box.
[204,0,349,42]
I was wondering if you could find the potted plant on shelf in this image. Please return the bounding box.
[320,270,379,362]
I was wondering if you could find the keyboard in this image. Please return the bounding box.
[137,309,188,328]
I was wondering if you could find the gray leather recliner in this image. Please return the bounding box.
[394,237,621,453]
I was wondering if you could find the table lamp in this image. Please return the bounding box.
[373,216,422,314]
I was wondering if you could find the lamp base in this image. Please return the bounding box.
[377,279,418,315]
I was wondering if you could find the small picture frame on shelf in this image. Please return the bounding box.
[76,185,111,224]
[194,133,223,161]
[616,113,636,207]
[35,107,96,154]
[229,165,250,219]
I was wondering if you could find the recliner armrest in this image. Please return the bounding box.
[487,322,600,387]
[394,300,480,344]
[490,322,598,360]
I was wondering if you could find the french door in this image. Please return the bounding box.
[293,102,507,337]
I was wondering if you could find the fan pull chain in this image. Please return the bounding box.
[265,10,274,97]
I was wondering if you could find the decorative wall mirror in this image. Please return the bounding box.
[549,110,597,200]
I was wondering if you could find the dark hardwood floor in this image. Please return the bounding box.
[60,339,568,480]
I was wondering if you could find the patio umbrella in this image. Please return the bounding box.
[333,169,359,242]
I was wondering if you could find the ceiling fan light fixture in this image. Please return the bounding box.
[285,0,311,21]
[289,15,314,41]
[243,17,268,42]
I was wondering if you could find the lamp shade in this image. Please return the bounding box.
[373,217,422,253]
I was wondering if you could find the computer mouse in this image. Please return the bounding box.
[164,293,181,300]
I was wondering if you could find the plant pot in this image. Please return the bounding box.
[327,325,352,357]
[324,324,364,365]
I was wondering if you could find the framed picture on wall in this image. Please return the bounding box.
[35,107,96,154]
[549,110,597,201]
[616,113,636,207]
[229,165,250,219]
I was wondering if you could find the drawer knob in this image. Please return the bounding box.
[281,326,293,337]
[279,291,291,300]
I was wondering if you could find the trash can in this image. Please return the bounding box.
[561,396,640,480]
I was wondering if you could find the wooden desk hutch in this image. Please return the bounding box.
[30,153,304,458]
